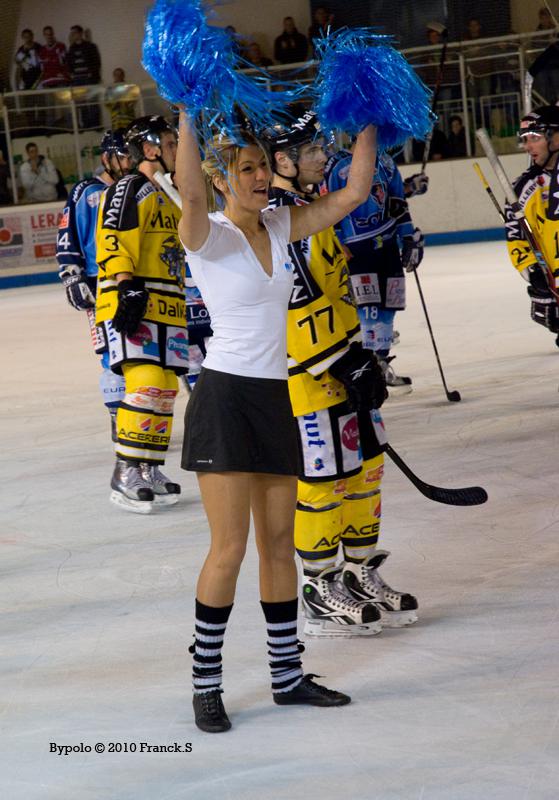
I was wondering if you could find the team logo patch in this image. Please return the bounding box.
[313,457,324,471]
[365,465,384,484]
[167,330,188,360]
[127,323,159,356]
[140,418,152,432]
[58,210,69,228]
[155,420,168,434]
[341,417,360,452]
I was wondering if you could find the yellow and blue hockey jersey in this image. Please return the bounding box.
[95,173,186,327]
[269,187,361,417]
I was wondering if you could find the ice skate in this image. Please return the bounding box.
[302,565,382,637]
[140,463,181,506]
[110,458,154,514]
[342,550,418,628]
[379,356,412,394]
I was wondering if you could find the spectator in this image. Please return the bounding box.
[0,149,12,205]
[529,39,559,105]
[14,29,41,90]
[274,17,308,65]
[67,25,101,85]
[245,42,273,68]
[19,142,59,203]
[411,125,450,162]
[426,24,442,46]
[38,26,70,88]
[308,6,334,56]
[447,115,467,157]
[537,6,556,30]
[67,24,102,129]
[105,68,138,130]
[464,17,492,100]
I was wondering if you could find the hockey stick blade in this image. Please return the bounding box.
[385,444,488,506]
[447,389,461,402]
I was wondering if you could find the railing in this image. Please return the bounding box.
[0,28,556,205]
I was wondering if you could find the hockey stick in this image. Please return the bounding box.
[475,128,559,300]
[413,25,461,402]
[154,170,182,207]
[472,162,505,221]
[412,269,462,402]
[385,444,488,506]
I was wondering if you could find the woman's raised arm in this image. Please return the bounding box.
[176,111,210,251]
[289,125,377,243]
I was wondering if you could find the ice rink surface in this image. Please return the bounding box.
[2,241,559,800]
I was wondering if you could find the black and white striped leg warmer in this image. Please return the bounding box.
[260,598,304,695]
[190,599,233,695]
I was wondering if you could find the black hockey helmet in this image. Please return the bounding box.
[124,115,176,164]
[261,109,322,165]
[519,105,559,139]
[100,128,129,156]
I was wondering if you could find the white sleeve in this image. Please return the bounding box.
[43,158,59,186]
[19,162,33,191]
[183,216,224,258]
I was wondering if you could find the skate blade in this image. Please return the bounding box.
[380,610,418,628]
[153,493,179,506]
[386,383,413,395]
[110,491,153,515]
[303,619,382,637]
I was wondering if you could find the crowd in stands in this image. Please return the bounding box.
[14,25,101,91]
[2,6,559,207]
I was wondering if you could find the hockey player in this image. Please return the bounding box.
[95,115,187,514]
[265,111,418,637]
[324,143,425,391]
[505,106,559,341]
[57,129,131,440]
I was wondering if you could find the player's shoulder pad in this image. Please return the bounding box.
[268,186,308,208]
[101,173,151,231]
[324,149,351,181]
[69,176,101,205]
[513,164,543,208]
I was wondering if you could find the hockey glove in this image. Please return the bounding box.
[329,342,388,411]
[404,172,429,197]
[401,227,424,272]
[59,266,95,311]
[526,269,559,332]
[112,278,150,336]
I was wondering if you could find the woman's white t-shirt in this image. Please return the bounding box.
[183,206,294,380]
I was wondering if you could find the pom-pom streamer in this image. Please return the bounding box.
[142,0,304,143]
[312,28,434,149]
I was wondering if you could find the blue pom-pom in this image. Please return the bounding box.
[142,0,304,143]
[312,28,434,149]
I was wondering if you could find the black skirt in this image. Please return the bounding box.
[182,367,301,475]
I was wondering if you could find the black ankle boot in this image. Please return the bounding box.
[273,674,351,707]
[192,690,231,733]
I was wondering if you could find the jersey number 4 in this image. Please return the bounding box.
[297,305,334,345]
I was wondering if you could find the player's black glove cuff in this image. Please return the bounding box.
[112,278,149,336]
[527,266,551,297]
[329,342,388,411]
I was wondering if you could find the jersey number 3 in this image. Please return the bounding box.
[104,234,119,252]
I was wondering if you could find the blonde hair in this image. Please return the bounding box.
[202,134,270,212]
